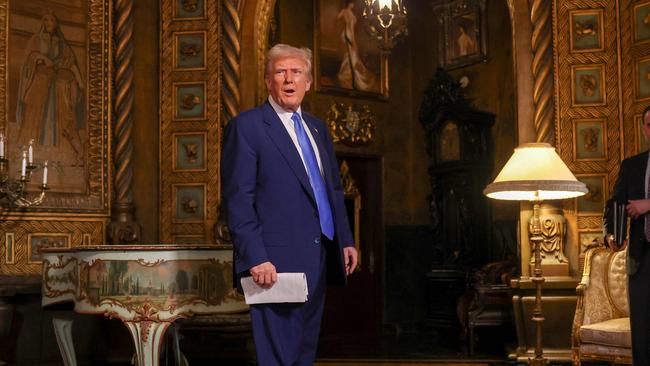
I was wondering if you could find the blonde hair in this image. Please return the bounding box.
[265,44,313,81]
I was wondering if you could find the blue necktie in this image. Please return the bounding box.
[291,112,334,240]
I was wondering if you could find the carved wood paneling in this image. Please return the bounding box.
[555,0,650,241]
[555,0,620,224]
[160,0,222,244]
[0,0,112,274]
[0,219,104,275]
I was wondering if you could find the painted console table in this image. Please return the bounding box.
[40,245,248,366]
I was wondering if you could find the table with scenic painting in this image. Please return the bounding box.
[40,245,247,366]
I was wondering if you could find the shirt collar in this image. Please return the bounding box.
[268,96,302,120]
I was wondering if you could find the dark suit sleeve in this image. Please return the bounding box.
[603,159,629,245]
[321,123,354,247]
[221,117,269,273]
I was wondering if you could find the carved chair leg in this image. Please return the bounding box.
[52,312,77,366]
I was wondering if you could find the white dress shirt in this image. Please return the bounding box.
[268,96,324,176]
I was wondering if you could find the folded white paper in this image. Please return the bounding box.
[240,273,308,304]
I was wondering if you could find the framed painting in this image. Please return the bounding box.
[173,132,207,172]
[569,9,604,52]
[313,0,388,99]
[27,233,70,264]
[571,64,606,106]
[173,82,206,121]
[634,1,650,43]
[172,183,206,223]
[174,0,205,20]
[1,0,111,213]
[173,31,206,71]
[572,118,607,161]
[434,0,488,69]
[635,56,650,101]
[576,175,607,215]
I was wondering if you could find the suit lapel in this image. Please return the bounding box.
[262,103,317,204]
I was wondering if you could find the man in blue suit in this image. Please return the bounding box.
[221,43,358,365]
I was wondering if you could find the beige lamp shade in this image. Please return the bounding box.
[484,142,588,201]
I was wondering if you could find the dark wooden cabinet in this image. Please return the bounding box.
[419,68,495,269]
[419,69,496,344]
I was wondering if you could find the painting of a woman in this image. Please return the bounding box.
[336,0,378,92]
[16,12,85,167]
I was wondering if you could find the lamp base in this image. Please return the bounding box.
[528,262,569,276]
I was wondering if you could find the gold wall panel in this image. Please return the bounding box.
[0,0,112,274]
[0,218,104,275]
[160,0,222,243]
[554,0,650,252]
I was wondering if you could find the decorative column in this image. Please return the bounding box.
[215,0,242,245]
[530,0,555,144]
[110,0,140,244]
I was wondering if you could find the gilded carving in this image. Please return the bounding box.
[326,102,376,147]
[529,205,568,267]
[160,0,220,243]
[0,219,104,275]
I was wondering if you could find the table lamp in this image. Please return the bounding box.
[484,142,587,365]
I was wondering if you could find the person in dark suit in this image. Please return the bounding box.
[221,43,358,365]
[604,105,650,365]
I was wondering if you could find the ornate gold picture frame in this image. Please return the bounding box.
[569,9,604,53]
[635,56,650,101]
[313,0,389,99]
[571,64,606,106]
[575,174,607,215]
[634,1,650,44]
[1,0,111,214]
[173,31,207,71]
[27,233,71,264]
[572,118,607,161]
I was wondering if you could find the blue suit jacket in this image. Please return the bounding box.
[221,102,354,294]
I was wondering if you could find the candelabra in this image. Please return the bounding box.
[0,134,48,209]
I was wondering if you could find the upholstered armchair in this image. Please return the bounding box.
[572,247,631,365]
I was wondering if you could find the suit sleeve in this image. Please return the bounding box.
[221,117,269,273]
[603,159,629,245]
[321,123,354,247]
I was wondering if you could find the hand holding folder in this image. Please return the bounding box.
[240,273,308,304]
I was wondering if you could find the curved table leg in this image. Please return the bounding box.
[52,313,77,366]
[124,321,171,366]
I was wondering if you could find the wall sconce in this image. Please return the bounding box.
[362,0,408,52]
[0,133,48,208]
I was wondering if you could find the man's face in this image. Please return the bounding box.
[266,56,311,112]
[643,111,650,142]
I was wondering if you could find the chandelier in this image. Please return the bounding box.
[362,0,408,52]
[0,133,48,208]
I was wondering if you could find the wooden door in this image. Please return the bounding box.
[318,154,383,356]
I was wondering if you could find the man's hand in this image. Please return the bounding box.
[626,199,650,219]
[343,246,358,275]
[249,261,277,288]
